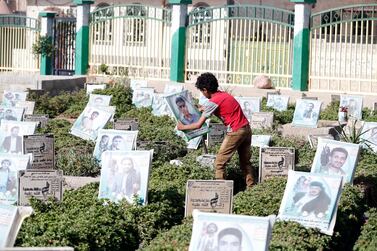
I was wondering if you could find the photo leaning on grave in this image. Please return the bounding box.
[1,1,377,250]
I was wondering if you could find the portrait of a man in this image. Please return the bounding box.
[109,135,125,150]
[292,99,321,128]
[242,101,253,118]
[109,157,141,201]
[302,102,317,120]
[293,181,331,218]
[0,159,11,192]
[175,96,199,125]
[340,95,362,120]
[1,126,22,154]
[81,111,100,134]
[319,147,348,176]
[217,227,243,251]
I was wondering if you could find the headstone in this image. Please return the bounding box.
[113,118,139,131]
[374,102,377,111]
[185,180,233,216]
[23,134,55,169]
[250,112,274,129]
[302,96,318,100]
[259,147,295,182]
[266,91,280,99]
[207,123,227,147]
[307,134,334,149]
[18,169,64,206]
[23,114,49,128]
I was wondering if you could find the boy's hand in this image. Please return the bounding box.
[197,105,205,112]
[177,121,185,131]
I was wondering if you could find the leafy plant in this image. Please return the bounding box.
[32,35,55,57]
[353,208,377,250]
[335,120,375,150]
[99,63,109,74]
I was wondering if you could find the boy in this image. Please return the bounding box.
[177,72,254,187]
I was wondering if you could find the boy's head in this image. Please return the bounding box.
[195,73,219,97]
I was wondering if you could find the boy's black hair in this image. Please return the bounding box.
[195,72,219,93]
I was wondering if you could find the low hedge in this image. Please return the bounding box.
[353,208,377,250]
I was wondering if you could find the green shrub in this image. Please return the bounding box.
[16,183,139,251]
[362,108,377,122]
[233,177,286,216]
[270,221,331,251]
[29,90,88,118]
[353,208,377,250]
[56,146,100,177]
[320,101,339,121]
[140,218,192,251]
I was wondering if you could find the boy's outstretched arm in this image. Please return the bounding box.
[177,115,207,131]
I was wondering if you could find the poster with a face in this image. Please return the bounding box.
[1,91,27,107]
[93,129,138,161]
[235,97,261,121]
[0,106,24,122]
[88,94,112,107]
[0,121,37,154]
[292,99,322,128]
[189,210,275,251]
[132,88,154,108]
[98,150,152,204]
[15,101,35,115]
[130,79,148,90]
[360,122,377,152]
[152,93,172,117]
[0,153,31,205]
[266,94,289,111]
[165,90,209,140]
[310,138,360,184]
[339,95,363,120]
[0,204,17,247]
[70,106,113,141]
[278,170,342,235]
[86,83,106,95]
[164,82,184,94]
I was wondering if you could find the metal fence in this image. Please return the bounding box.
[186,5,294,88]
[0,15,40,73]
[309,4,377,94]
[88,4,172,80]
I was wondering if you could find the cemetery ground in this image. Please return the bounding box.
[9,80,377,251]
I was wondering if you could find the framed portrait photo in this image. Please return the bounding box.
[86,83,106,95]
[98,150,153,205]
[0,121,38,155]
[278,170,343,235]
[151,93,171,117]
[132,88,154,108]
[292,99,322,128]
[310,138,361,184]
[235,97,261,121]
[1,91,27,107]
[88,94,112,107]
[0,106,24,122]
[189,210,275,251]
[339,95,363,120]
[70,106,113,141]
[93,129,138,161]
[266,94,289,111]
[165,90,209,140]
[130,79,148,90]
[360,122,377,152]
[163,82,184,94]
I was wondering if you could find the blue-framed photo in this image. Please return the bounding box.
[132,88,154,108]
[1,91,27,107]
[339,95,363,120]
[266,94,289,111]
[0,121,37,154]
[278,170,343,235]
[292,99,322,128]
[235,97,261,121]
[0,153,31,205]
[0,106,24,122]
[88,94,112,106]
[360,122,377,152]
[93,129,138,162]
[190,210,275,251]
[70,106,113,141]
[165,90,209,140]
[310,138,361,184]
[98,150,153,204]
